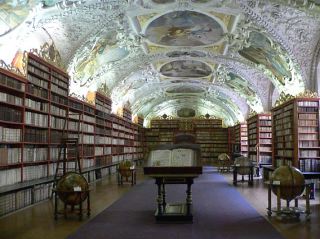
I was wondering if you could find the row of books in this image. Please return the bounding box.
[298,107,318,113]
[51,93,68,105]
[25,111,48,127]
[0,92,23,106]
[299,159,320,172]
[277,149,293,157]
[0,105,22,122]
[27,74,49,89]
[298,120,318,126]
[0,147,21,165]
[50,116,66,129]
[83,114,95,123]
[276,142,293,148]
[23,165,48,181]
[297,101,319,107]
[0,168,21,187]
[0,127,21,142]
[27,65,50,80]
[51,83,68,96]
[25,98,49,112]
[298,113,317,120]
[28,58,49,72]
[51,77,68,90]
[23,147,48,162]
[26,83,48,99]
[0,72,25,92]
[299,150,319,157]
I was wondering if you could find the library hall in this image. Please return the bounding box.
[1,0,320,238]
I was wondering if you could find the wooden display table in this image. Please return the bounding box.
[144,143,202,223]
[144,168,202,222]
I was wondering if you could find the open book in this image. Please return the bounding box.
[149,148,195,167]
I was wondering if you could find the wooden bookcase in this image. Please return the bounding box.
[145,119,228,164]
[0,55,144,217]
[272,98,320,172]
[232,123,248,157]
[247,114,272,168]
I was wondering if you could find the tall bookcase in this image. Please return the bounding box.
[272,98,320,173]
[232,123,248,157]
[247,114,272,167]
[0,55,144,217]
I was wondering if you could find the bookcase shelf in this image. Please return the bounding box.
[0,54,144,217]
[272,98,320,174]
[247,114,272,167]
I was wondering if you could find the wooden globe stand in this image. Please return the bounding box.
[53,189,91,220]
[266,182,311,221]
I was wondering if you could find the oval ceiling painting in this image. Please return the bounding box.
[152,0,175,3]
[166,51,206,58]
[145,11,224,46]
[177,108,196,118]
[166,85,205,94]
[160,60,212,78]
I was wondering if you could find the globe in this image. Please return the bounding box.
[270,165,305,201]
[56,172,89,205]
[218,153,230,161]
[234,156,253,175]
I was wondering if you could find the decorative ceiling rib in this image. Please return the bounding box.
[1,0,320,126]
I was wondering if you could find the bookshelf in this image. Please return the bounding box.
[145,119,228,164]
[247,114,272,173]
[232,123,248,157]
[0,55,144,217]
[272,98,320,173]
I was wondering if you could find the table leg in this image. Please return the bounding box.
[54,191,58,220]
[306,184,311,220]
[186,179,193,216]
[276,187,281,216]
[267,184,272,216]
[233,167,237,186]
[249,167,253,186]
[87,192,91,217]
[156,179,163,215]
[162,184,166,208]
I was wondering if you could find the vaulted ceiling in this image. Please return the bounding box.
[1,0,320,126]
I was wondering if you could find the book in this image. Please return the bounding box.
[149,148,195,167]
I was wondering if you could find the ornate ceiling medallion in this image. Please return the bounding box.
[145,11,225,47]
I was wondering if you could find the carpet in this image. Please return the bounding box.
[68,167,284,239]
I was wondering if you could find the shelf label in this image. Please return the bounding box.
[73,186,82,192]
[272,181,281,185]
[235,164,240,167]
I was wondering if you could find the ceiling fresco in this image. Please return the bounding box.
[145,11,225,47]
[160,60,212,78]
[0,0,320,126]
[166,85,205,94]
[239,31,291,86]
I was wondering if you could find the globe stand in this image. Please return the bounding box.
[232,165,254,186]
[53,189,91,220]
[266,182,311,221]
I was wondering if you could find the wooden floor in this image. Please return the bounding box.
[0,167,319,239]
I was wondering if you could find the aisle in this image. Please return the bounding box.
[68,168,284,239]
